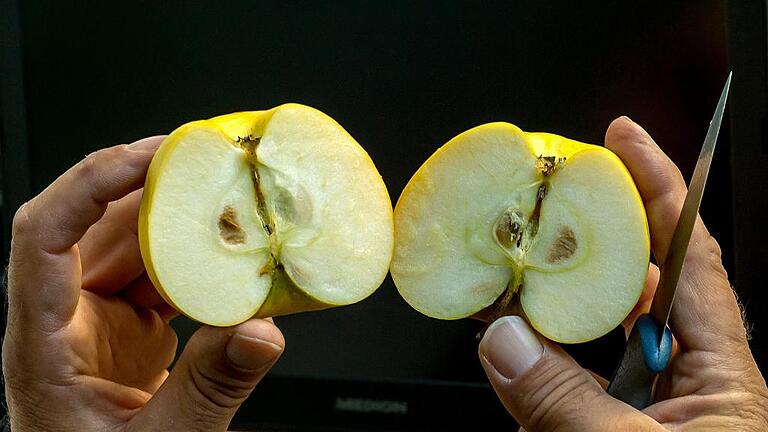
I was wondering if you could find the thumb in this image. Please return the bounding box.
[479,316,659,432]
[130,318,284,432]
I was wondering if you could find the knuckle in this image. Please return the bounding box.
[519,359,600,430]
[78,145,127,176]
[186,360,258,417]
[672,164,685,184]
[703,236,728,274]
[78,150,102,179]
[756,391,768,428]
[78,145,143,192]
[705,231,721,253]
[721,390,768,429]
[701,234,723,261]
[687,235,731,293]
[11,201,34,236]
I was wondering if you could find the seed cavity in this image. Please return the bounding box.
[547,226,578,263]
[218,205,246,244]
[494,211,524,249]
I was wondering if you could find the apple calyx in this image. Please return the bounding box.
[486,154,573,322]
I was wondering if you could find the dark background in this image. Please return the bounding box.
[2,1,766,430]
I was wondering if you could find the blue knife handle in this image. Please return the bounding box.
[607,314,673,409]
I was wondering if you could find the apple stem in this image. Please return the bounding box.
[478,270,523,338]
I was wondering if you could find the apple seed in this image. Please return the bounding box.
[218,205,246,244]
[547,226,578,263]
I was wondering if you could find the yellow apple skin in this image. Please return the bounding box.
[253,270,329,318]
[139,104,394,325]
[391,123,650,343]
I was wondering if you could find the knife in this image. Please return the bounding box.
[606,71,732,409]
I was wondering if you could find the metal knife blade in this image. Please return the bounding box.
[649,71,732,338]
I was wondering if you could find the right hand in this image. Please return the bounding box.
[478,117,768,431]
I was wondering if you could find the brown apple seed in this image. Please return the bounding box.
[218,205,246,244]
[547,226,577,263]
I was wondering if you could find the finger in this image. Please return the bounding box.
[652,345,678,402]
[7,137,163,330]
[604,117,689,263]
[129,319,284,432]
[120,273,180,321]
[471,300,522,323]
[120,273,166,308]
[144,369,170,395]
[622,264,660,334]
[604,117,747,351]
[80,189,145,295]
[479,316,662,431]
[589,371,609,390]
[120,272,180,321]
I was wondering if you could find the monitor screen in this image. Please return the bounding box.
[4,1,742,430]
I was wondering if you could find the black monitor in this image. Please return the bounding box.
[2,1,765,430]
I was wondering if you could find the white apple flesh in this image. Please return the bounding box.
[139,104,394,326]
[391,123,649,343]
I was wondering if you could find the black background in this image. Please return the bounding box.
[4,1,764,430]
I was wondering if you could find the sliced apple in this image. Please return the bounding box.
[391,123,649,343]
[139,103,394,326]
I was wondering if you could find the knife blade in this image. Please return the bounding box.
[649,71,732,342]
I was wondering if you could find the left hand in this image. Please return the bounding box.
[2,137,285,432]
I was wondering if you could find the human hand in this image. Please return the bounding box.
[2,137,285,431]
[478,117,768,431]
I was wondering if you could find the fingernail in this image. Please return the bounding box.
[479,316,543,379]
[226,333,282,371]
[126,136,163,152]
[621,115,635,124]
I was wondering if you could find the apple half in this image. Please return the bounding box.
[139,104,394,326]
[391,123,649,343]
